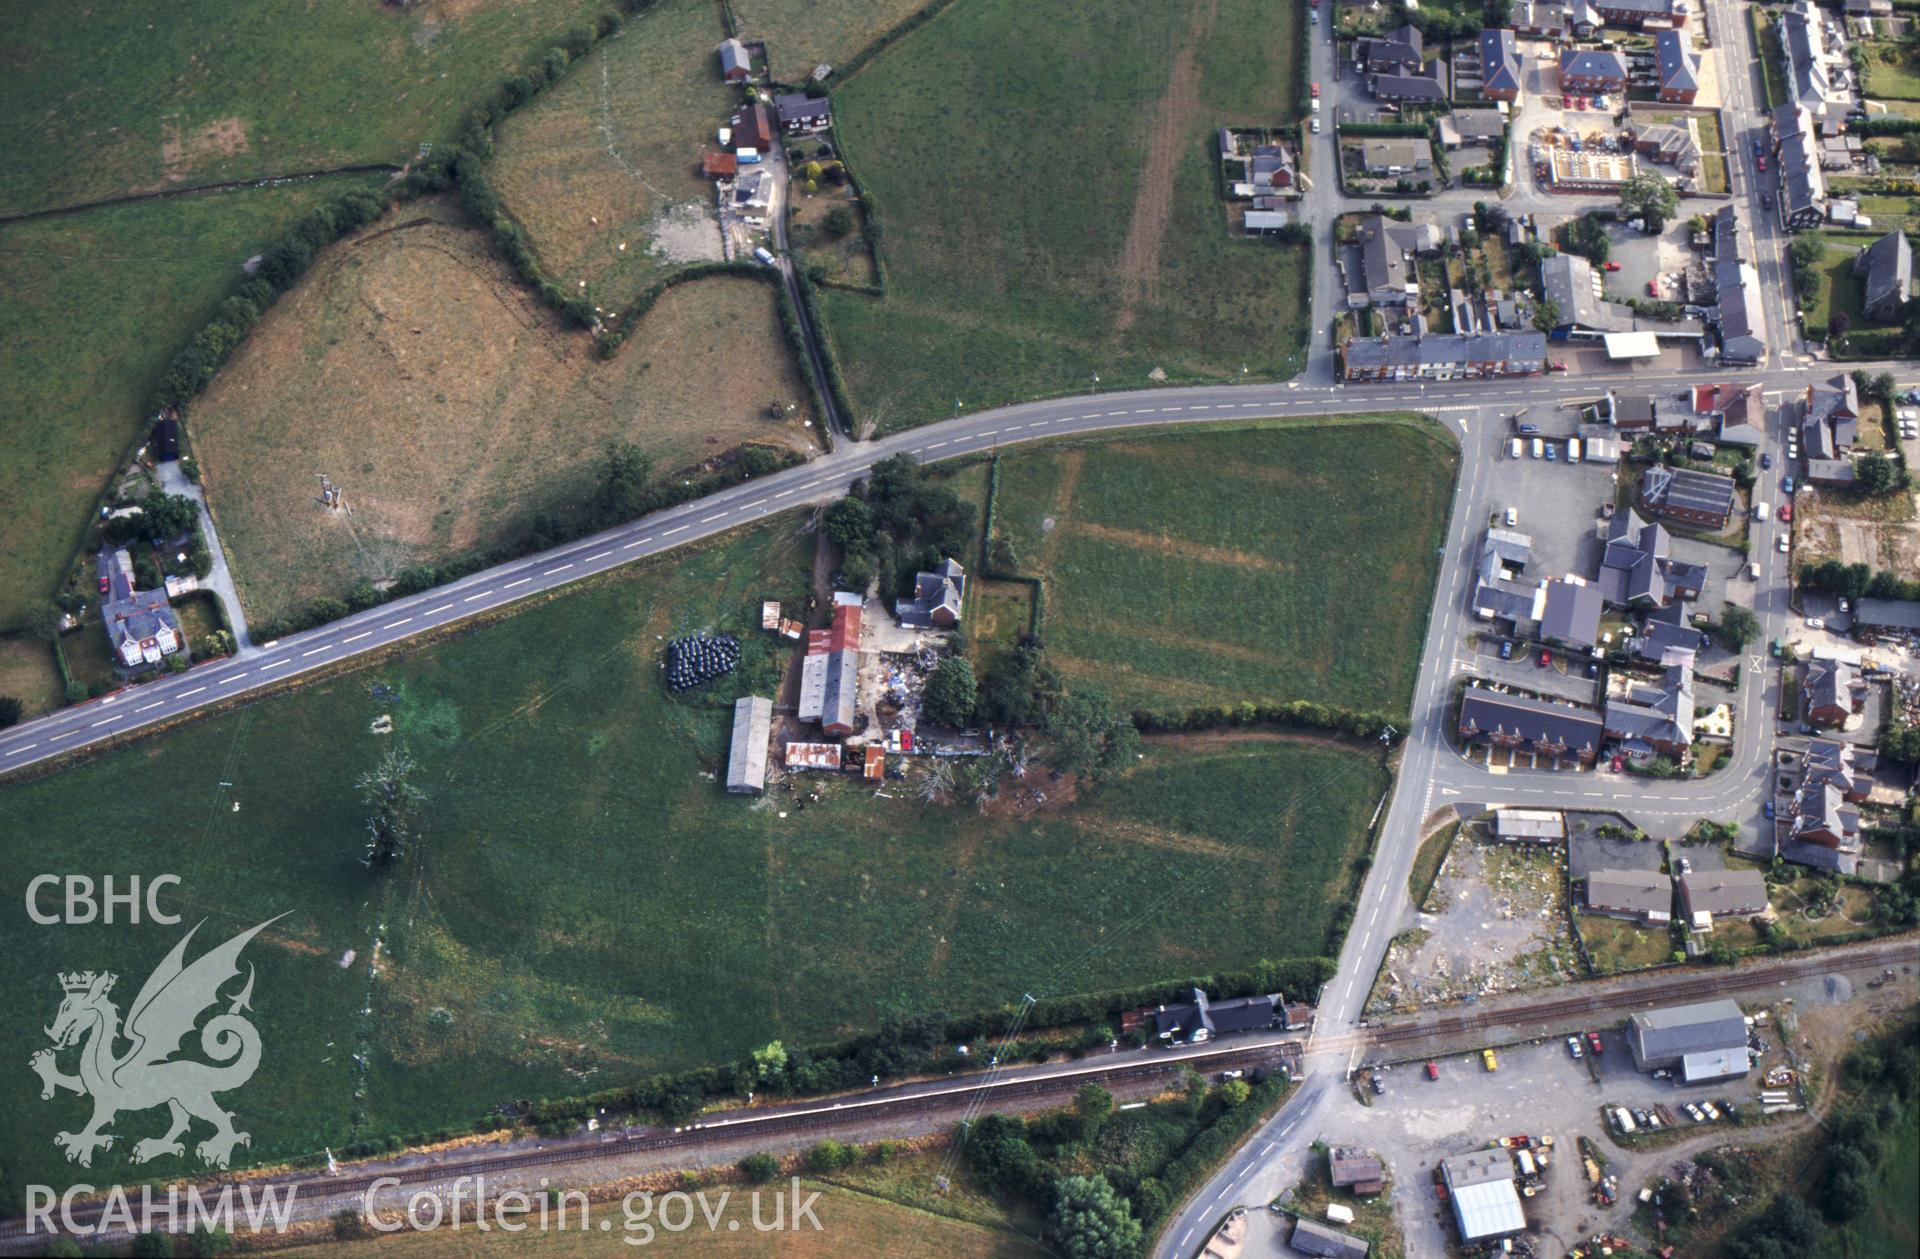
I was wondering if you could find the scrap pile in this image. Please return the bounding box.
[664,633,741,690]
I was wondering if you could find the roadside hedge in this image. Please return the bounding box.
[1134,699,1405,743]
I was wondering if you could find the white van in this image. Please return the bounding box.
[1531,437,1544,458]
[1510,437,1523,459]
[1567,437,1581,462]
[1753,500,1768,521]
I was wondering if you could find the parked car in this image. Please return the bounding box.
[1603,261,1621,272]
[1546,443,1557,460]
[1587,1031,1604,1055]
[1700,1101,1721,1121]
[1779,502,1793,523]
[1685,1103,1706,1122]
[1539,649,1552,667]
[98,575,109,594]
[1839,598,1850,612]
[1753,138,1764,157]
[1778,534,1791,553]
[1499,639,1514,660]
[1505,506,1518,526]
[1549,361,1569,372]
[1647,279,1660,296]
[1601,500,1615,518]
[1370,1074,1384,1094]
[1676,857,1692,875]
[1426,1061,1440,1081]
[1805,616,1824,629]
[1311,117,1322,134]
[1611,754,1624,772]
[1311,81,1321,97]
[1757,153,1767,172]
[1764,799,1776,819]
[1749,561,1761,580]
[1483,1048,1499,1071]
[1585,661,1598,678]
[1783,476,1795,493]
[1566,1036,1583,1058]
[1760,452,1772,469]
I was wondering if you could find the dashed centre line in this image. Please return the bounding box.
[343,631,373,643]
[463,591,493,603]
[504,578,532,589]
[383,617,413,629]
[543,564,572,576]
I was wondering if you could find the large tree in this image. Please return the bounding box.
[358,747,426,869]
[1617,172,1680,231]
[922,656,978,728]
[1049,1175,1141,1259]
[1718,604,1759,651]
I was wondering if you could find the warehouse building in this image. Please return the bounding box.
[1626,998,1751,1082]
[1440,1149,1526,1243]
[726,696,773,793]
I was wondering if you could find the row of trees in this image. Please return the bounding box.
[1797,558,1920,603]
[823,454,977,597]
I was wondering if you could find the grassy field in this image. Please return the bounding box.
[488,0,736,312]
[1864,41,1920,101]
[0,175,390,632]
[0,0,607,215]
[729,0,937,82]
[187,196,820,625]
[820,0,1310,434]
[982,419,1456,713]
[266,1178,1044,1258]
[0,634,62,719]
[1825,1096,1920,1259]
[0,514,1386,1189]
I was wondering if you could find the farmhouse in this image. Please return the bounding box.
[1653,30,1700,103]
[1585,868,1674,923]
[1597,511,1705,607]
[1441,1149,1526,1244]
[1627,999,1751,1083]
[1636,465,1735,530]
[97,547,186,673]
[1802,656,1866,727]
[774,93,832,135]
[1340,332,1546,381]
[1479,29,1523,102]
[717,37,752,81]
[1356,24,1425,76]
[895,557,966,628]
[1342,215,1442,307]
[1678,869,1770,925]
[1457,686,1604,766]
[1709,206,1769,362]
[1291,1219,1370,1259]
[726,696,773,793]
[1150,987,1283,1044]
[1330,1147,1387,1196]
[1360,139,1433,176]
[1855,229,1913,323]
[1560,48,1630,96]
[1604,661,1696,758]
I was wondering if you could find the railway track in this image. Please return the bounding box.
[0,1041,1292,1248]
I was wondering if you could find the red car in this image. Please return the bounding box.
[1757,154,1768,172]
[1539,649,1553,667]
[1311,82,1321,98]
[1549,361,1569,372]
[1586,1031,1604,1055]
[1779,502,1793,522]
[1426,1061,1440,1080]
[1603,261,1621,272]
[1610,754,1624,773]
[1647,279,1660,296]
[98,575,110,594]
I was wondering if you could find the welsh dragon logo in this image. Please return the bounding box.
[29,916,283,1169]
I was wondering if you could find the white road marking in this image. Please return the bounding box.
[179,687,206,698]
[426,603,454,615]
[383,617,413,629]
[1002,424,1022,432]
[221,674,249,686]
[135,702,165,713]
[504,578,531,589]
[543,564,573,575]
[303,646,331,657]
[262,659,291,670]
[464,591,493,602]
[701,513,726,523]
[662,525,689,536]
[91,717,117,728]
[927,441,949,449]
[584,552,613,563]
[7,744,38,755]
[1106,410,1128,416]
[979,429,998,436]
[343,631,374,643]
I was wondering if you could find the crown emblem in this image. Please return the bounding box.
[60,971,106,993]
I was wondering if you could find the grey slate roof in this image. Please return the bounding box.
[1292,1218,1370,1259]
[1710,206,1768,362]
[1560,48,1629,83]
[1855,229,1913,322]
[1458,686,1604,757]
[726,696,773,792]
[1679,869,1769,918]
[1639,465,1736,522]
[1854,598,1920,632]
[1480,28,1522,93]
[1541,579,1602,649]
[1586,868,1674,918]
[1344,331,1546,372]
[1627,998,1747,1068]
[1604,661,1695,749]
[1655,29,1699,94]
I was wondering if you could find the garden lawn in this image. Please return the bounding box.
[0,517,1385,1192]
[1576,913,1675,975]
[0,0,602,215]
[1802,234,1872,336]
[0,174,390,632]
[985,419,1456,714]
[1864,41,1920,101]
[821,0,1309,433]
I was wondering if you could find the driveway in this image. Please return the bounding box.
[155,458,253,650]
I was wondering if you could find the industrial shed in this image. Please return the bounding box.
[1627,998,1751,1082]
[1441,1149,1525,1242]
[726,696,772,793]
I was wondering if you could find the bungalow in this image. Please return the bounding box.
[716,37,752,81]
[1654,29,1701,103]
[1480,29,1524,102]
[1678,869,1770,925]
[1604,661,1695,758]
[1855,229,1913,322]
[1637,465,1736,530]
[1457,686,1604,766]
[1438,108,1508,149]
[774,93,832,135]
[1585,868,1674,924]
[1340,331,1547,381]
[1560,48,1630,96]
[1371,66,1450,105]
[1357,24,1425,76]
[1802,656,1866,726]
[1362,139,1433,176]
[895,558,966,628]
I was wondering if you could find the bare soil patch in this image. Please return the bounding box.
[190,198,819,623]
[1112,0,1217,329]
[160,117,250,183]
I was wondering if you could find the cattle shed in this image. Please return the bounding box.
[727,696,772,792]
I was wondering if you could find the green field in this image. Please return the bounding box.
[1802,234,1875,336]
[0,174,389,632]
[1864,41,1920,102]
[0,513,1387,1190]
[982,419,1456,713]
[820,0,1310,433]
[0,0,603,215]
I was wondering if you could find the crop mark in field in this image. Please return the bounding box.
[1070,813,1238,861]
[1112,0,1218,331]
[1067,520,1289,573]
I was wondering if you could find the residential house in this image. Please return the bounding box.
[1291,1219,1370,1259]
[1710,205,1769,362]
[1514,1,1577,39]
[774,93,832,135]
[1371,65,1450,105]
[1438,108,1508,150]
[1678,869,1770,926]
[1782,0,1850,122]
[1626,999,1751,1083]
[1480,29,1523,102]
[717,37,752,81]
[1590,0,1689,27]
[1342,215,1443,307]
[1600,390,1659,430]
[1800,373,1860,461]
[1441,1150,1526,1244]
[1632,614,1707,666]
[798,591,862,735]
[1710,383,1767,446]
[731,166,771,212]
[1791,781,1863,858]
[1250,143,1298,190]
[1654,29,1701,103]
[731,102,774,153]
[1362,138,1433,176]
[1598,511,1705,607]
[1802,656,1866,726]
[1585,869,1674,923]
[1457,686,1604,766]
[1637,465,1736,530]
[1771,103,1829,231]
[1330,1148,1387,1197]
[1340,331,1547,381]
[1855,229,1913,322]
[1605,661,1696,758]
[1469,527,1542,627]
[1802,737,1877,800]
[1150,988,1283,1044]
[1541,577,1603,650]
[1357,24,1425,75]
[1560,48,1630,95]
[895,558,966,628]
[1630,121,1701,176]
[1852,598,1920,642]
[152,416,181,461]
[726,696,773,793]
[97,547,185,673]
